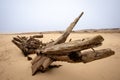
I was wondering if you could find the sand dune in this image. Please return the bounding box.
[0,33,120,80]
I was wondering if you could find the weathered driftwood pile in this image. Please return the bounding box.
[12,34,43,57]
[12,12,115,75]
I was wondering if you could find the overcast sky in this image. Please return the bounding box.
[0,0,120,33]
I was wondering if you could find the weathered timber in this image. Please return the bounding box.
[81,48,115,63]
[25,38,41,49]
[12,40,28,56]
[13,37,22,43]
[32,48,115,75]
[41,58,53,71]
[32,56,47,75]
[12,35,43,56]
[31,34,43,38]
[31,55,42,65]
[17,36,27,43]
[42,35,104,55]
[31,12,84,75]
[51,48,115,63]
[12,12,115,75]
[52,12,84,45]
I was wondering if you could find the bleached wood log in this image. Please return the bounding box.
[42,35,104,55]
[81,48,115,63]
[52,12,84,45]
[51,48,115,63]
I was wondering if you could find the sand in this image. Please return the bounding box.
[0,33,120,80]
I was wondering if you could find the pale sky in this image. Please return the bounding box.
[0,0,120,33]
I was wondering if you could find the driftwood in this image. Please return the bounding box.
[12,34,43,56]
[12,12,115,75]
[51,48,115,63]
[41,35,104,55]
[52,12,84,45]
[31,12,84,75]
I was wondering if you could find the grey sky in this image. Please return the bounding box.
[0,0,120,33]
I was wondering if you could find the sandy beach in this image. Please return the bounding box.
[0,32,120,80]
